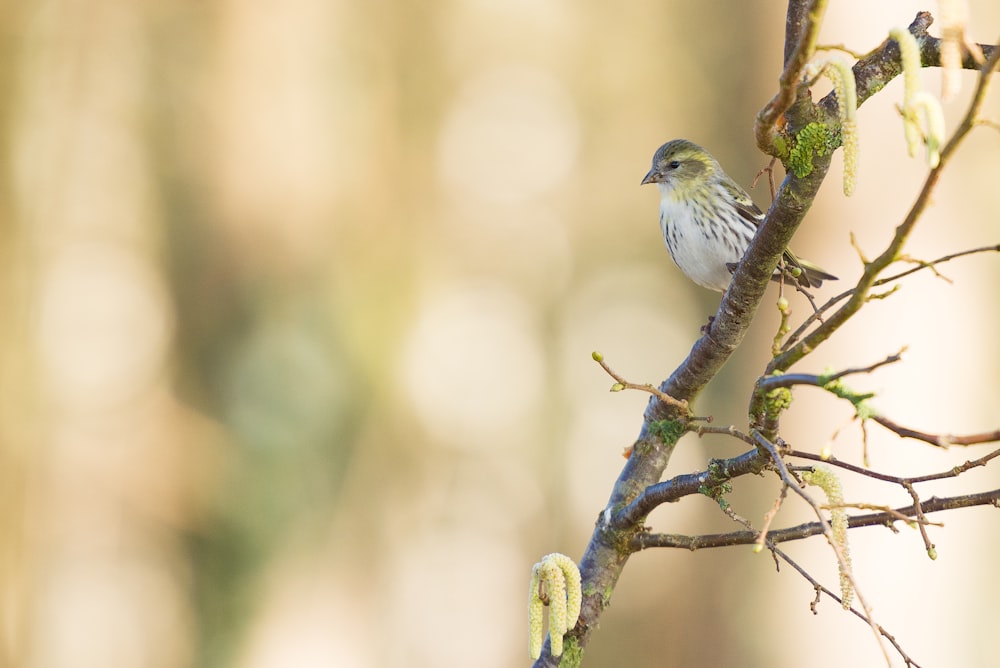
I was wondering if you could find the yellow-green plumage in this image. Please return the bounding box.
[641,139,836,292]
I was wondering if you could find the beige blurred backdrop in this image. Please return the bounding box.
[1,1,998,667]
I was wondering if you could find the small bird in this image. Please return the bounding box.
[641,139,836,292]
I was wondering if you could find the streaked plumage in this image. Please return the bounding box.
[641,139,836,292]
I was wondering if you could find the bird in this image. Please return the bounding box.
[640,139,836,292]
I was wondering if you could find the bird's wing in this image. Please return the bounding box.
[780,247,811,284]
[723,181,765,228]
[723,180,817,283]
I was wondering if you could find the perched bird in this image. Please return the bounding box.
[641,139,836,292]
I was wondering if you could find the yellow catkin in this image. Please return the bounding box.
[528,553,582,658]
[803,58,858,195]
[528,569,545,659]
[801,467,853,609]
[910,91,946,168]
[823,58,859,195]
[889,27,922,158]
[841,120,858,195]
[540,559,568,655]
[887,27,947,168]
[545,553,582,628]
[938,0,968,101]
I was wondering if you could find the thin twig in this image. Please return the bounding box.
[629,489,1000,551]
[787,446,1000,485]
[824,350,906,382]
[772,548,924,667]
[756,485,789,551]
[902,481,935,557]
[753,431,891,666]
[872,415,1000,448]
[755,0,830,153]
[782,245,1000,350]
[592,352,689,411]
[757,350,904,392]
[821,502,943,527]
[771,45,1000,374]
[695,424,757,444]
[752,156,779,201]
[815,42,867,59]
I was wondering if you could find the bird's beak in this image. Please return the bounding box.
[640,169,659,185]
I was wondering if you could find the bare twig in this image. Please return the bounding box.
[815,43,867,59]
[629,488,1000,551]
[592,352,689,411]
[787,447,1000,487]
[753,431,890,666]
[756,485,790,551]
[620,436,1000,531]
[757,350,905,392]
[770,44,1000,374]
[756,0,830,154]
[752,156,779,200]
[872,415,1000,448]
[695,423,757,444]
[756,358,1000,452]
[772,548,924,668]
[783,245,1000,350]
[821,502,943,527]
[902,481,936,557]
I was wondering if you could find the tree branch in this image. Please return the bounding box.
[770,40,1000,374]
[532,10,1000,665]
[630,488,1000,551]
[871,416,1000,448]
[756,0,830,153]
[789,446,1000,486]
[820,12,998,118]
[773,547,925,668]
[615,446,765,527]
[782,244,1000,351]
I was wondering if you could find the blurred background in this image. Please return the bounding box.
[1,1,998,667]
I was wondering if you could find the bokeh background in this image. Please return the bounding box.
[1,1,998,667]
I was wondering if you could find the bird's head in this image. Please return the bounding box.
[640,139,721,198]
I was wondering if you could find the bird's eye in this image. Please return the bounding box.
[667,160,681,170]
